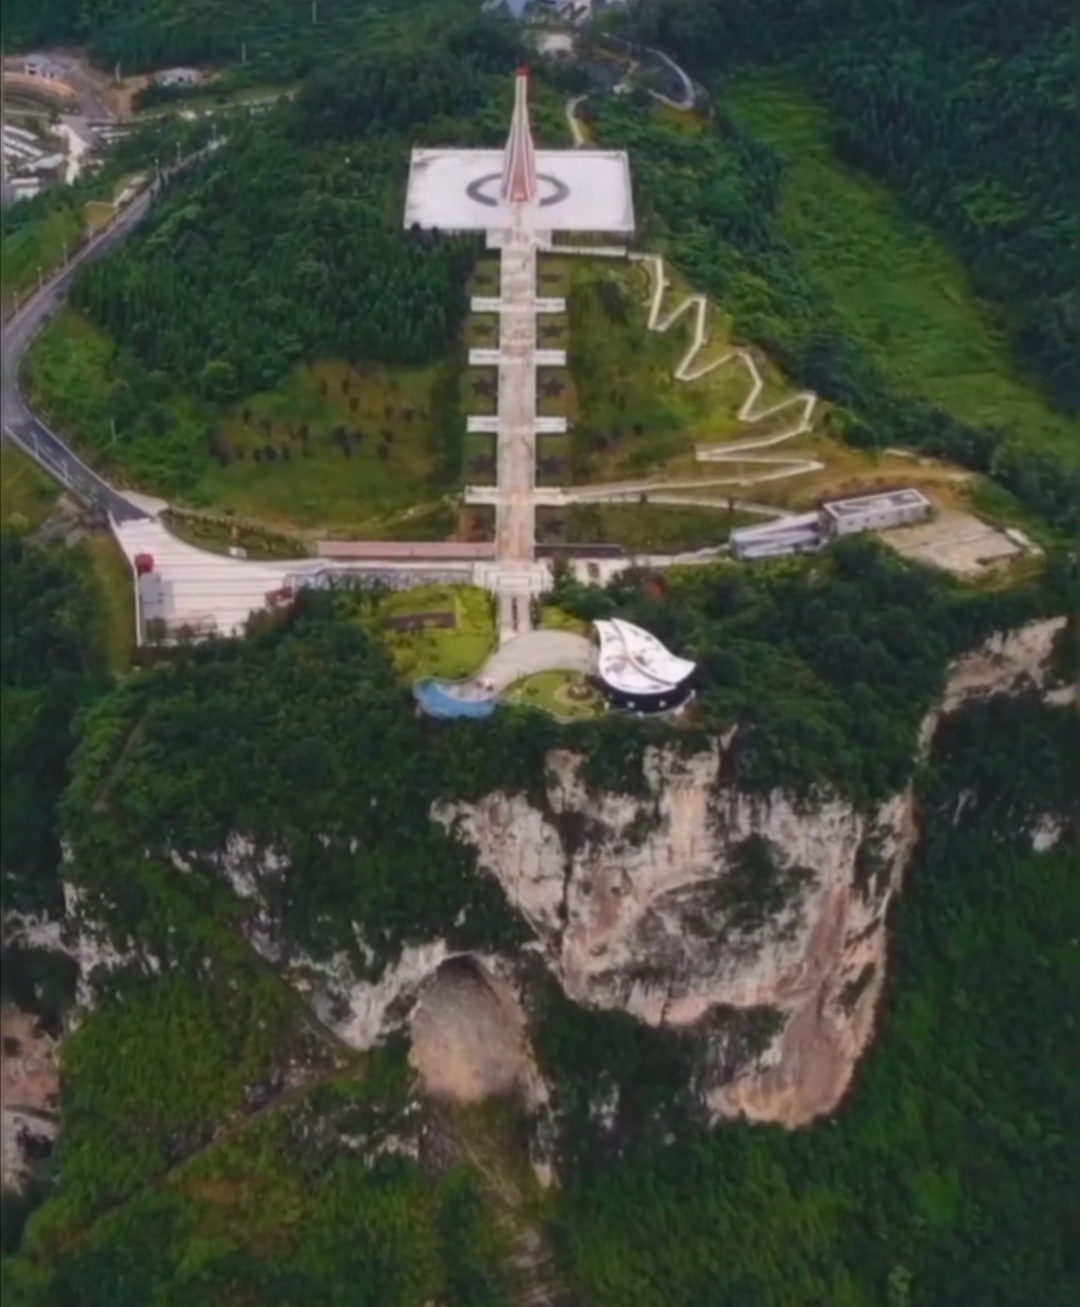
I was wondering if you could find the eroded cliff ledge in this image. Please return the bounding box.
[434,616,1073,1128]
[435,747,912,1127]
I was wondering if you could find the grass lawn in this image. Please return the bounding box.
[566,259,699,481]
[538,606,591,637]
[540,502,755,553]
[26,311,462,534]
[464,315,500,349]
[725,76,1079,465]
[563,257,803,485]
[504,671,603,722]
[464,367,498,416]
[202,359,453,531]
[467,258,501,299]
[0,443,61,530]
[84,531,137,676]
[372,584,496,681]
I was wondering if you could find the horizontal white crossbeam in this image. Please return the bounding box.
[468,296,565,314]
[467,415,500,433]
[534,416,568,434]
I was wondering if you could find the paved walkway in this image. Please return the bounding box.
[479,629,593,693]
[495,217,539,568]
[566,95,589,148]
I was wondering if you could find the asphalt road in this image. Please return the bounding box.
[2,152,211,523]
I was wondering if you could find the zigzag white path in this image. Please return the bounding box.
[633,251,822,483]
[550,242,824,497]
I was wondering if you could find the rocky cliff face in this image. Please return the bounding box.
[435,750,912,1127]
[434,616,1075,1128]
[2,619,1070,1192]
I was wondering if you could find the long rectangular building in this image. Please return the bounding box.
[730,489,933,561]
[820,488,931,537]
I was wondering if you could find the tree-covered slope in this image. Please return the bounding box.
[1,530,1075,1302]
[3,0,475,77]
[551,694,1080,1307]
[69,20,529,397]
[31,1,1077,537]
[21,18,527,499]
[0,534,107,921]
[619,0,1080,417]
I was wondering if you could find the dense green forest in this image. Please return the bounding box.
[70,23,535,391]
[0,536,520,1301]
[0,535,107,920]
[37,20,528,493]
[4,1053,516,1306]
[618,0,1079,416]
[73,125,475,392]
[2,0,472,80]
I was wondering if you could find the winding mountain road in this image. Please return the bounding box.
[2,149,218,523]
[0,187,159,520]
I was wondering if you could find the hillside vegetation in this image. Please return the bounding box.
[621,0,1079,417]
[3,0,476,77]
[17,19,534,518]
[583,88,1077,536]
[22,1,1075,540]
[2,527,1076,1301]
[724,77,1077,464]
[552,696,1079,1307]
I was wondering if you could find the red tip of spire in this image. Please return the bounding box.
[517,65,530,79]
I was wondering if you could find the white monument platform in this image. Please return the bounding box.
[404,148,634,234]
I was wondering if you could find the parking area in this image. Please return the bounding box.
[882,510,1029,577]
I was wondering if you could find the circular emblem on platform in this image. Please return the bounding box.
[465,172,570,208]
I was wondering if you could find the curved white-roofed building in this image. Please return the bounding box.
[593,618,696,713]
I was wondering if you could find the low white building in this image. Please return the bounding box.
[728,512,823,562]
[153,67,203,88]
[820,488,931,538]
[730,488,933,561]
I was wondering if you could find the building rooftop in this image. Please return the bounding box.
[594,618,695,695]
[821,488,931,518]
[316,540,495,560]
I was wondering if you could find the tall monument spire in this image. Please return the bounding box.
[501,67,538,205]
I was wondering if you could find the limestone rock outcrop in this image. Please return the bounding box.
[433,615,1074,1128]
[435,747,913,1127]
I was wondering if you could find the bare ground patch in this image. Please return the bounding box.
[883,509,1026,577]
